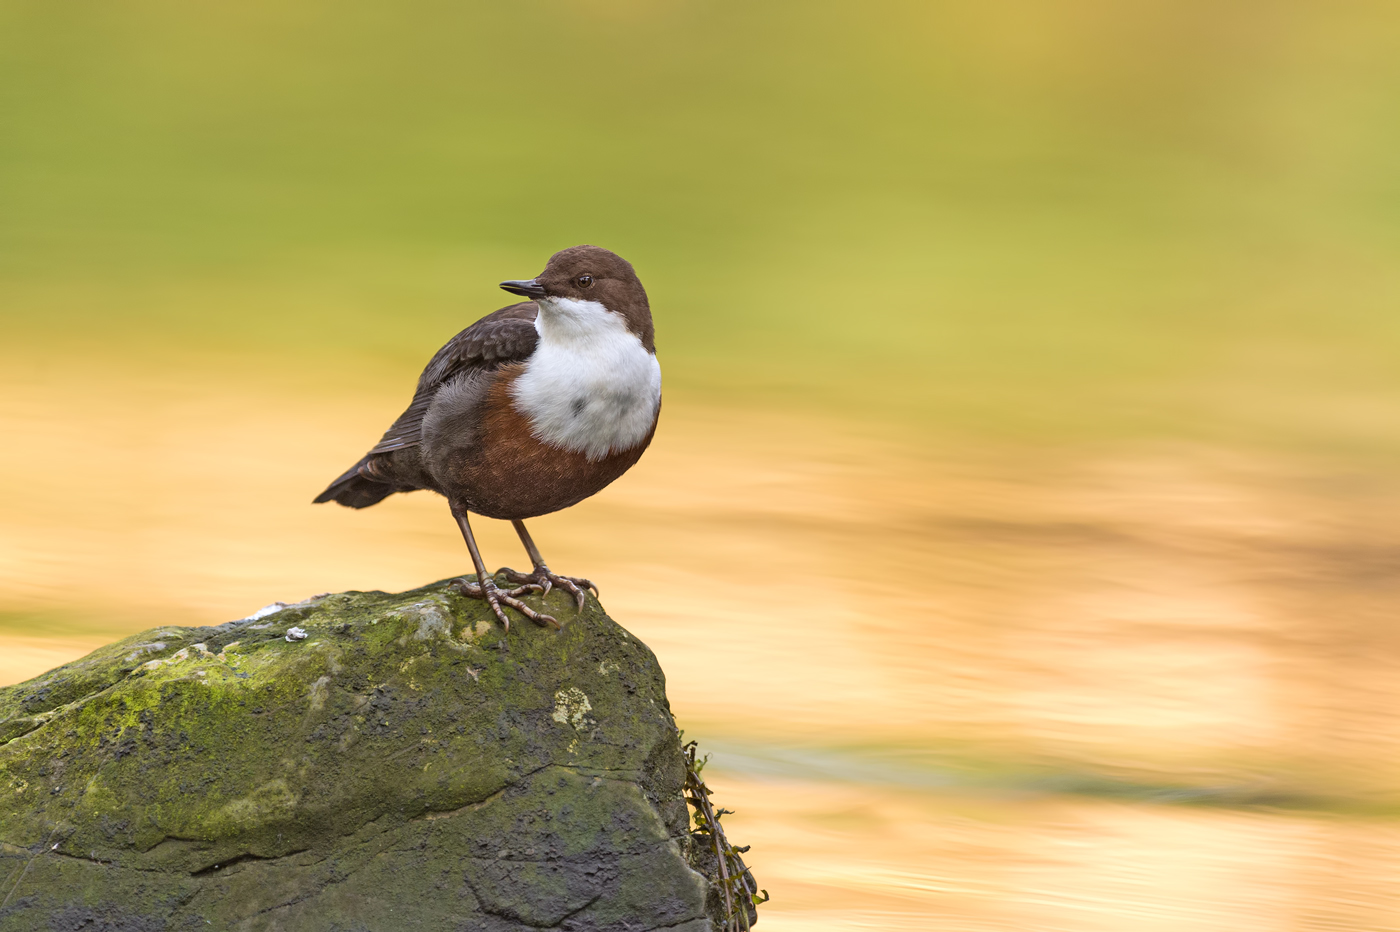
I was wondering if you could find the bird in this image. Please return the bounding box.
[314,245,660,631]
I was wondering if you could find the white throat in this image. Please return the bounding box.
[510,296,661,461]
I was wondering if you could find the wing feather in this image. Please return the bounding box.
[367,303,538,455]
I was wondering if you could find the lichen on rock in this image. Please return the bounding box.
[0,576,753,931]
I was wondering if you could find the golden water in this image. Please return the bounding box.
[4,359,1399,929]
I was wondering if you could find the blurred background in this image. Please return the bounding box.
[4,1,1400,927]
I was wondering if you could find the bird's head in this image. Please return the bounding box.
[500,245,653,351]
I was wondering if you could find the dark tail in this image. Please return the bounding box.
[313,457,399,509]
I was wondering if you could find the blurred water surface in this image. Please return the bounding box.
[4,1,1400,927]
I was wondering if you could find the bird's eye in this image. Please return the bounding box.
[577,274,593,288]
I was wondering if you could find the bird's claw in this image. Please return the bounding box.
[451,575,560,632]
[500,564,597,611]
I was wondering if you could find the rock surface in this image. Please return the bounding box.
[0,577,738,930]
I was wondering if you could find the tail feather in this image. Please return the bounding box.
[314,457,399,509]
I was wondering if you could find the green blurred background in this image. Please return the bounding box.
[6,2,1400,928]
[5,0,1399,449]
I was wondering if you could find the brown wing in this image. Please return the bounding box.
[367,302,539,455]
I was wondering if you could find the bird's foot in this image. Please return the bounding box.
[451,575,560,632]
[499,564,598,611]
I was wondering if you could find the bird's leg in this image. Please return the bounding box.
[449,504,559,631]
[499,519,599,611]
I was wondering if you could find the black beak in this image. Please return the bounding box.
[499,278,547,299]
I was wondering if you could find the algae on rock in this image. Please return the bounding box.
[0,576,755,931]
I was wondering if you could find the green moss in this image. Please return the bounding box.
[0,577,739,930]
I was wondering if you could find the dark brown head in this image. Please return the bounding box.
[500,245,654,352]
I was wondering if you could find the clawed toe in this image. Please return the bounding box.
[501,566,551,597]
[500,565,597,611]
[451,575,560,632]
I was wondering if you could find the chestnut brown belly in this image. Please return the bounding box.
[445,368,657,520]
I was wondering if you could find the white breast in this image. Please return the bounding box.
[510,297,661,461]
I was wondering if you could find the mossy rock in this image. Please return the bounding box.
[0,577,738,931]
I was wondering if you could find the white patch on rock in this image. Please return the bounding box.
[143,647,189,670]
[511,296,661,461]
[124,642,167,663]
[238,593,329,624]
[407,601,452,641]
[285,627,308,642]
[243,602,289,622]
[551,687,594,731]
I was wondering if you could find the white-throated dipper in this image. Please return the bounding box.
[314,245,659,630]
